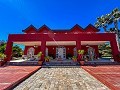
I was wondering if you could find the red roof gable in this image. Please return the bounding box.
[84,24,100,32]
[70,24,84,33]
[22,25,37,33]
[37,25,51,33]
[22,24,100,34]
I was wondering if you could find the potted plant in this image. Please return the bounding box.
[0,53,6,66]
[37,52,43,65]
[37,52,42,60]
[45,56,50,62]
[72,56,77,62]
[78,50,85,65]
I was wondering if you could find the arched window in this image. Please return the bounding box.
[46,48,48,56]
[56,46,66,59]
[87,47,95,60]
[27,47,35,58]
[73,47,77,56]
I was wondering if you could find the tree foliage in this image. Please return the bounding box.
[12,45,23,57]
[0,43,6,54]
[98,44,112,57]
[0,42,23,57]
[95,8,120,34]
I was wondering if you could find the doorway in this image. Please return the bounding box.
[56,46,66,59]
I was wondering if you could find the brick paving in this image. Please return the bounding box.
[14,68,109,90]
[82,65,120,90]
[0,66,41,90]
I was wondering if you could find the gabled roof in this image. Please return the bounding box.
[22,24,100,34]
[22,25,37,33]
[84,24,100,32]
[37,24,51,33]
[70,24,84,32]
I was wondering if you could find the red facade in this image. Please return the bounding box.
[5,24,120,62]
[24,45,99,59]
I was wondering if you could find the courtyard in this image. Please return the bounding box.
[1,65,120,89]
[13,67,109,90]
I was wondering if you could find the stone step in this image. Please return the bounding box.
[85,61,120,65]
[43,61,80,67]
[42,65,80,68]
[7,62,40,66]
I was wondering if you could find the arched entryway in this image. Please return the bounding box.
[27,47,35,58]
[46,47,48,56]
[87,47,95,61]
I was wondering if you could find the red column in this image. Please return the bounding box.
[24,46,27,55]
[5,41,13,61]
[76,41,81,61]
[40,41,46,61]
[110,39,119,62]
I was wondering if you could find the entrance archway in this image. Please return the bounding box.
[56,46,66,59]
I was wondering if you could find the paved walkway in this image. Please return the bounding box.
[82,65,120,90]
[0,66,40,90]
[14,68,109,90]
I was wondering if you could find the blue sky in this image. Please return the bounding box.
[0,0,120,41]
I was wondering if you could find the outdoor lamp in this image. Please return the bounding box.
[34,45,38,48]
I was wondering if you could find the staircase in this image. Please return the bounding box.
[42,60,80,68]
[7,61,40,66]
[85,61,120,66]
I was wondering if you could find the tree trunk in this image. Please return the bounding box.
[103,26,107,32]
[114,20,119,35]
[114,20,120,49]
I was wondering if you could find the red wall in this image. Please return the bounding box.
[47,46,56,58]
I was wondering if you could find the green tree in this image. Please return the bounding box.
[95,15,110,32]
[12,45,23,57]
[0,43,6,53]
[95,8,120,48]
[95,8,120,33]
[111,8,120,37]
[0,42,23,57]
[98,44,112,57]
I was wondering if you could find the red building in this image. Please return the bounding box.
[5,24,120,62]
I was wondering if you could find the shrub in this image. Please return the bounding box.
[37,52,42,58]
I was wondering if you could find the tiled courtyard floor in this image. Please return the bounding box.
[14,68,109,90]
[82,65,120,90]
[0,66,41,90]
